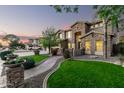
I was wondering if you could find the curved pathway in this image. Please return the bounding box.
[24,56,63,88]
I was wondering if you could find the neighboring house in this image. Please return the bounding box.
[58,20,124,57]
[0,38,10,47]
[28,37,42,50]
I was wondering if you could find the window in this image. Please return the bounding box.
[68,31,71,38]
[68,43,72,49]
[95,40,103,52]
[100,23,103,27]
[60,33,63,39]
[120,36,124,43]
[95,24,98,27]
[91,26,94,29]
[85,41,91,51]
[66,31,71,39]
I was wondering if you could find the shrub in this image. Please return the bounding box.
[51,48,58,56]
[112,43,124,56]
[63,49,71,59]
[23,57,35,69]
[112,44,119,56]
[7,54,18,60]
[119,43,124,55]
[0,51,12,60]
[5,59,22,64]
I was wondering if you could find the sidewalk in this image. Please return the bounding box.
[73,55,121,65]
[24,56,62,79]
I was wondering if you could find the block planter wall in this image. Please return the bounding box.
[5,65,24,88]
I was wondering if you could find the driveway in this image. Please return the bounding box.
[14,50,48,57]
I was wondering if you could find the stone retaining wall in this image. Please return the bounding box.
[6,65,24,88]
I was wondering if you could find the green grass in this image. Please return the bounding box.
[48,59,124,88]
[22,54,49,63]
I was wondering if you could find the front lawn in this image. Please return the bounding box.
[22,54,49,63]
[48,59,124,88]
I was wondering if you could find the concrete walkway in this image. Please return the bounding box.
[24,56,62,80]
[74,55,121,65]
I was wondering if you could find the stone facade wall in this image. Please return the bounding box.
[71,22,86,49]
[6,65,24,88]
[58,20,124,57]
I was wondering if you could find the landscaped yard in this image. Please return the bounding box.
[48,59,124,88]
[21,54,49,63]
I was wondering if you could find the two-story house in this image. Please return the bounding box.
[58,20,124,57]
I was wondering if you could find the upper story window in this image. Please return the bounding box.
[59,33,63,39]
[68,31,71,38]
[100,23,103,27]
[90,25,94,29]
[95,24,99,27]
[66,31,72,39]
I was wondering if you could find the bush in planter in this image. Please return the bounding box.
[63,49,71,59]
[51,48,58,56]
[34,49,40,55]
[3,58,24,68]
[7,54,18,60]
[23,57,35,69]
[0,51,12,60]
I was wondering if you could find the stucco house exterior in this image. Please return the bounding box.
[57,20,124,57]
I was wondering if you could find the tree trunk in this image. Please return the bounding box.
[48,39,51,54]
[116,22,120,44]
[103,19,108,59]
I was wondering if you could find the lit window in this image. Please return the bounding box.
[95,40,103,52]
[120,36,124,43]
[95,24,98,27]
[68,43,72,49]
[100,23,103,27]
[60,33,63,39]
[68,31,71,38]
[85,41,91,51]
[66,31,71,39]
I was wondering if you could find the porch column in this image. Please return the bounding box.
[91,33,95,55]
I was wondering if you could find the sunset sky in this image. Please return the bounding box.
[0,5,95,37]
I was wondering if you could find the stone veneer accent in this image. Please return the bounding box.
[5,65,24,88]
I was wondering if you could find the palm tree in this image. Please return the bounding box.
[94,6,124,58]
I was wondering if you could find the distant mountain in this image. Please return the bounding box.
[0,35,39,40]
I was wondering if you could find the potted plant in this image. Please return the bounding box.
[34,49,40,55]
[3,58,24,68]
[51,48,58,56]
[63,49,71,59]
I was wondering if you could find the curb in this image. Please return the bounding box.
[43,57,64,88]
